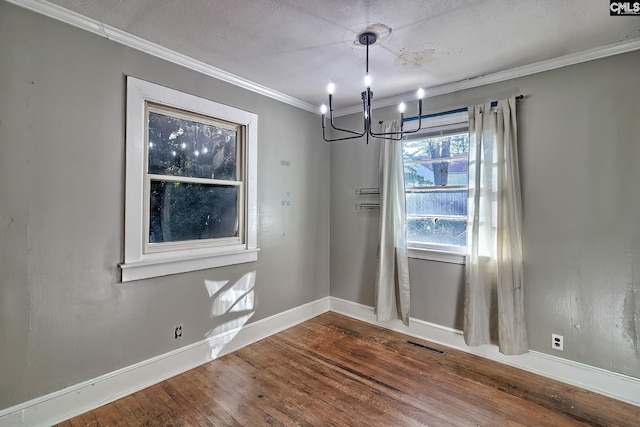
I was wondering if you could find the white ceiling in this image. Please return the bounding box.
[41,0,640,111]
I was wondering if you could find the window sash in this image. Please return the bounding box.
[145,102,244,182]
[142,107,246,255]
[408,241,467,254]
[403,153,469,165]
[406,185,468,191]
[143,176,245,254]
[402,112,469,255]
[407,214,466,220]
[147,173,242,187]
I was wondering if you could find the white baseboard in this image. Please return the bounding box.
[3,294,637,427]
[0,297,330,427]
[329,296,640,407]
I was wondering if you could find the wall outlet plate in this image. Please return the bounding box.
[552,334,563,351]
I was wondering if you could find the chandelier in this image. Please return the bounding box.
[320,32,425,144]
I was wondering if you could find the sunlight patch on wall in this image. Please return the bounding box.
[204,271,256,359]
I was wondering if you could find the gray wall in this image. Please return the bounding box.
[2,0,639,412]
[331,51,640,378]
[0,2,329,409]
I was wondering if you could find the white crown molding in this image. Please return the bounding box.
[7,0,640,118]
[0,297,331,427]
[329,297,640,407]
[4,0,319,113]
[9,0,640,119]
[334,37,640,117]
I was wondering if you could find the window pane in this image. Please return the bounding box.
[407,217,467,247]
[403,128,470,249]
[148,111,238,180]
[406,189,467,217]
[149,180,238,244]
[404,159,468,187]
[403,133,469,163]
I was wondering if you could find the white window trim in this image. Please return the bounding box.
[403,111,468,265]
[407,247,466,265]
[120,77,258,282]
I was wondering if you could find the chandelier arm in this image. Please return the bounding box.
[326,129,366,139]
[325,90,369,136]
[370,131,405,137]
[371,120,422,136]
[323,130,369,142]
[370,99,423,137]
[328,124,365,136]
[322,116,366,142]
[323,93,363,136]
[365,103,407,139]
[368,127,403,141]
[328,116,366,136]
[369,123,403,140]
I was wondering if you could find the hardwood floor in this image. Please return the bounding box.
[57,312,640,426]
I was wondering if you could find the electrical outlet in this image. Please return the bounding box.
[552,334,563,351]
[174,325,183,340]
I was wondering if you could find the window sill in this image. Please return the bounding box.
[407,247,466,265]
[120,248,259,282]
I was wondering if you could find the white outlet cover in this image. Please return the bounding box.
[552,334,563,351]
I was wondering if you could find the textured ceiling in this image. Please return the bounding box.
[45,0,640,110]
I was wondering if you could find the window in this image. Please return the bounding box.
[146,104,243,250]
[402,113,469,263]
[121,77,258,282]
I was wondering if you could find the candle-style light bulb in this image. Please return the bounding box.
[320,104,327,114]
[327,83,335,95]
[398,102,406,114]
[417,88,425,99]
[364,74,372,88]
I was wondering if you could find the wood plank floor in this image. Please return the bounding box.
[57,312,640,426]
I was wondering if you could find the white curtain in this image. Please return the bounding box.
[464,98,528,355]
[375,120,410,326]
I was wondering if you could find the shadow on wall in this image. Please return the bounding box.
[204,271,256,359]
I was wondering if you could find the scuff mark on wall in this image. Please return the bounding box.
[0,215,14,228]
[623,254,640,357]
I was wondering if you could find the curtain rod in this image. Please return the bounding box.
[397,94,524,124]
